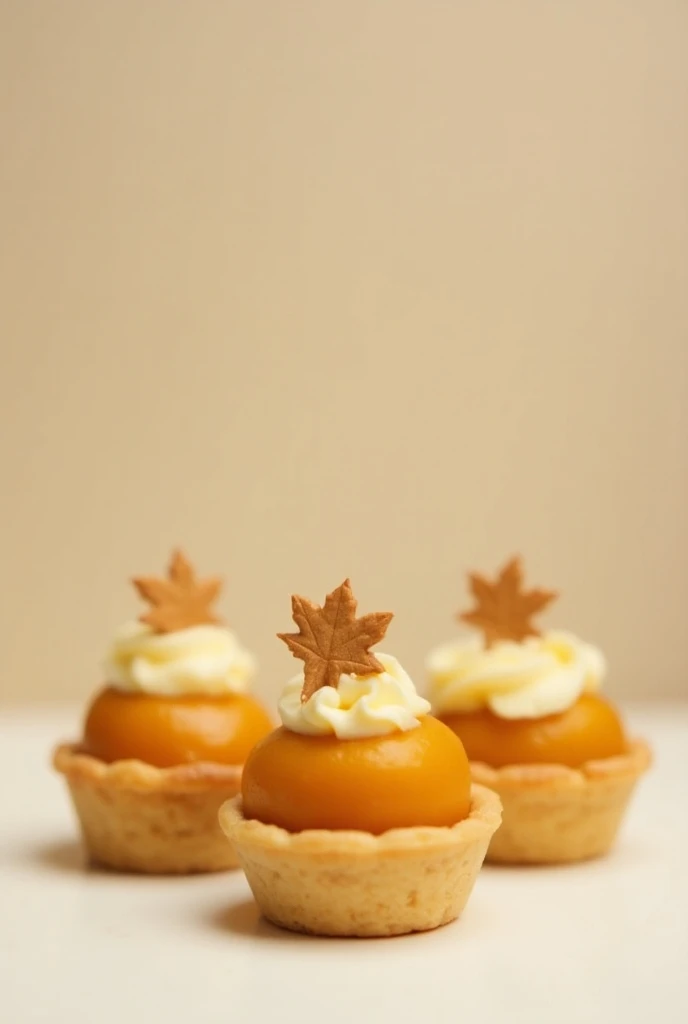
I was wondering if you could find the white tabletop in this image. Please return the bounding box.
[1,704,686,1024]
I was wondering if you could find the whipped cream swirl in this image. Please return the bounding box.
[104,621,256,697]
[279,653,430,739]
[426,630,605,719]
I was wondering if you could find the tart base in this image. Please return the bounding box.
[218,784,501,937]
[53,743,242,874]
[471,739,651,865]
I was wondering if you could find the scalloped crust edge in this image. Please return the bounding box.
[53,742,242,874]
[218,784,502,937]
[469,738,652,864]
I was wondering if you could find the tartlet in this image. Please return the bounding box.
[54,550,272,874]
[426,557,651,865]
[219,579,501,936]
[469,742,650,864]
[220,785,500,937]
[53,747,242,874]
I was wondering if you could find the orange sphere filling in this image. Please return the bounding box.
[83,686,272,769]
[440,694,627,769]
[242,715,471,835]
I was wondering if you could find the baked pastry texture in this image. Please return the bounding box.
[220,784,500,936]
[220,579,501,935]
[54,745,242,873]
[470,740,651,864]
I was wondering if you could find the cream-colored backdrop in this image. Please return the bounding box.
[1,1,687,707]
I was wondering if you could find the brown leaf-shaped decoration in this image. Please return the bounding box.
[132,549,222,633]
[278,578,393,702]
[458,556,557,647]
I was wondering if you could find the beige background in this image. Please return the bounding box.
[1,1,687,708]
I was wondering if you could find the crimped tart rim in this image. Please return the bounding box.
[53,742,242,793]
[469,737,652,792]
[218,783,501,857]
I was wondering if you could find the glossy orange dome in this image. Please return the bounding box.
[242,715,472,835]
[440,693,627,768]
[83,686,272,769]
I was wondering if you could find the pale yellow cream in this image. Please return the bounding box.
[104,621,256,697]
[426,630,605,719]
[278,653,430,739]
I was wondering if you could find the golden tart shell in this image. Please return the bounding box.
[470,738,651,865]
[218,783,501,937]
[53,743,242,874]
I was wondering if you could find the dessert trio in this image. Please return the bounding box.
[53,550,650,937]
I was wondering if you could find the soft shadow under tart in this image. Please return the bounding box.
[54,744,242,874]
[219,784,502,938]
